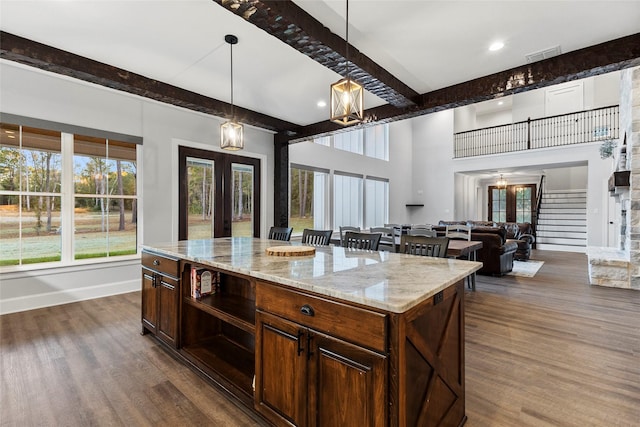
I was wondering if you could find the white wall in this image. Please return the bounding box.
[544,166,589,191]
[0,60,274,314]
[410,110,456,225]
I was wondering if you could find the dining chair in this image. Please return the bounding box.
[342,231,382,251]
[445,224,471,241]
[400,235,450,258]
[339,226,361,246]
[408,228,437,237]
[301,229,333,245]
[268,226,293,241]
[411,224,433,231]
[370,226,398,252]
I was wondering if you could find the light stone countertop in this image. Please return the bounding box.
[142,237,482,314]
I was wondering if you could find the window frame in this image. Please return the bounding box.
[0,116,142,271]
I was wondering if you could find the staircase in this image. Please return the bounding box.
[536,189,587,253]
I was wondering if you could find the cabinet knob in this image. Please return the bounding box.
[153,259,160,266]
[300,304,314,317]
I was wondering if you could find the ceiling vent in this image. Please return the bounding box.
[525,45,562,63]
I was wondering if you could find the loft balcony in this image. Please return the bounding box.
[453,105,619,159]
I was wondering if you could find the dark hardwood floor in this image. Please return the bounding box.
[1,250,638,426]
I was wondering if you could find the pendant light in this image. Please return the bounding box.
[330,0,363,125]
[496,174,507,189]
[221,34,244,150]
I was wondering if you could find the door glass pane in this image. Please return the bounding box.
[515,187,532,223]
[491,188,506,222]
[231,163,253,237]
[187,157,214,239]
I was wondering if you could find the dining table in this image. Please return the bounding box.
[446,239,483,291]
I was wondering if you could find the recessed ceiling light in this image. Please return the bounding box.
[489,41,504,52]
[498,101,504,106]
[317,100,327,108]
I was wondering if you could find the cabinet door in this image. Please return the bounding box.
[141,269,157,335]
[157,276,179,347]
[308,332,387,427]
[255,311,307,427]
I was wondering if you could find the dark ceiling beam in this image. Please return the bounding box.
[288,32,640,142]
[0,31,297,133]
[214,0,419,108]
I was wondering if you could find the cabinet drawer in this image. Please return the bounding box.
[257,281,387,353]
[142,250,179,278]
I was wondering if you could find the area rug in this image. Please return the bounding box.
[507,260,545,277]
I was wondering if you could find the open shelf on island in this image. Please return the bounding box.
[182,335,255,397]
[184,293,255,335]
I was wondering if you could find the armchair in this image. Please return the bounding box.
[497,222,535,261]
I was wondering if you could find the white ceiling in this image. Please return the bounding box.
[1,0,639,127]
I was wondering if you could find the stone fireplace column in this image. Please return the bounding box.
[588,66,639,290]
[626,66,640,289]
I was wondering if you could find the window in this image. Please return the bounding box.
[364,124,389,160]
[365,177,389,228]
[73,135,137,260]
[1,125,62,265]
[333,129,363,154]
[289,165,328,235]
[313,135,331,147]
[333,172,363,228]
[310,124,388,160]
[0,121,139,267]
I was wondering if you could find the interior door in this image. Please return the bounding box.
[179,146,260,239]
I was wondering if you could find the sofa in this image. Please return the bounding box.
[435,220,521,276]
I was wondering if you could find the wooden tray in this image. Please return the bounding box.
[266,246,316,257]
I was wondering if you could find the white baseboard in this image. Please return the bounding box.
[0,279,139,315]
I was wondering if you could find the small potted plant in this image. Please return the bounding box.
[599,140,616,159]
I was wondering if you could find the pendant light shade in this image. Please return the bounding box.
[220,121,243,150]
[330,77,364,125]
[496,174,507,189]
[330,0,363,125]
[221,34,244,151]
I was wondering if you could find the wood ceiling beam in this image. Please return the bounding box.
[213,0,419,108]
[288,32,640,142]
[0,31,298,133]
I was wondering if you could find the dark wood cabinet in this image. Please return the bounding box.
[141,246,466,427]
[141,250,180,348]
[255,284,387,427]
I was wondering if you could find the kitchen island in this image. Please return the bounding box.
[141,237,481,427]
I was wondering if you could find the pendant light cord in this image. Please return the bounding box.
[230,41,234,118]
[345,0,350,79]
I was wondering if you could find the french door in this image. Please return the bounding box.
[178,146,260,240]
[488,184,536,223]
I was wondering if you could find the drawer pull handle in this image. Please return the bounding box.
[153,259,160,266]
[300,304,314,317]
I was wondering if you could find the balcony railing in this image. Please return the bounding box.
[454,105,619,158]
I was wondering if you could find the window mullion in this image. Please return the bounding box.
[61,132,74,262]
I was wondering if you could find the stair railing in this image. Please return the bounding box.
[532,175,545,249]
